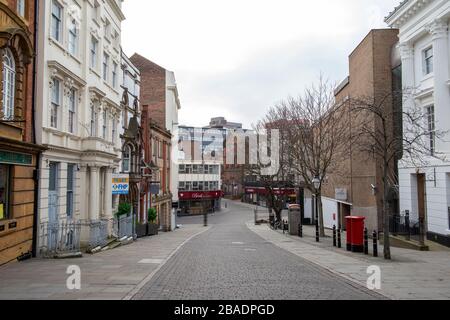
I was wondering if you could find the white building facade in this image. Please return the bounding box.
[36,0,126,248]
[386,0,450,246]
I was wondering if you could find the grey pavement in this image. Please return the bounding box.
[247,208,450,300]
[133,201,384,300]
[0,224,207,300]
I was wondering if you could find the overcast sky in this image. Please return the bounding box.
[122,0,400,129]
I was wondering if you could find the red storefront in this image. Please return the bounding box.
[178,191,224,215]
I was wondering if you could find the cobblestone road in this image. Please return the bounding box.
[134,201,384,300]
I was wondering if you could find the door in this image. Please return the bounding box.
[48,162,59,251]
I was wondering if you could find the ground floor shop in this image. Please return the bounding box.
[0,138,44,265]
[178,191,223,216]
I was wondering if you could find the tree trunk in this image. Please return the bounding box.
[318,192,325,237]
[383,168,391,260]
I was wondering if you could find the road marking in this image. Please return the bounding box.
[138,259,164,264]
[244,248,257,252]
[232,242,244,245]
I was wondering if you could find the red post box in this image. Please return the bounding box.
[345,216,353,252]
[350,216,366,253]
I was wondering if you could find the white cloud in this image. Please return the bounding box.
[122,0,400,128]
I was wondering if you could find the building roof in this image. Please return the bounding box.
[385,0,410,22]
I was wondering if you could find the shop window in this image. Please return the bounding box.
[0,165,11,220]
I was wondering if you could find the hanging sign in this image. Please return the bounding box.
[112,174,129,195]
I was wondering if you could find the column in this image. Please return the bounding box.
[399,42,415,99]
[103,167,113,219]
[428,19,450,153]
[79,165,88,220]
[89,165,99,221]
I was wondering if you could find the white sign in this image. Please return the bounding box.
[335,188,348,201]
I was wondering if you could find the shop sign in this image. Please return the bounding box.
[335,188,348,201]
[112,174,129,195]
[0,151,32,165]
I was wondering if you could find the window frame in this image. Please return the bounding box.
[90,36,98,69]
[103,52,109,82]
[426,105,436,156]
[51,0,63,43]
[17,0,26,18]
[66,164,75,218]
[112,61,118,88]
[102,108,108,140]
[68,18,78,56]
[423,46,434,76]
[50,78,61,129]
[0,164,11,221]
[2,48,16,120]
[68,88,76,134]
[90,105,97,136]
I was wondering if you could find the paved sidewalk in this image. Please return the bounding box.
[0,224,208,300]
[247,222,450,300]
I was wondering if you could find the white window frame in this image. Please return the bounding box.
[426,105,436,156]
[423,46,433,76]
[2,49,16,120]
[90,36,98,69]
[112,62,118,88]
[122,145,131,173]
[68,88,76,134]
[51,0,63,43]
[102,108,108,140]
[50,78,61,129]
[68,18,78,56]
[103,52,109,82]
[90,105,97,136]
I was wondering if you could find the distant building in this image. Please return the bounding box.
[176,126,223,215]
[386,0,450,247]
[129,54,181,208]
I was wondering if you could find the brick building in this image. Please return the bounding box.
[320,29,400,232]
[0,0,45,265]
[130,53,181,207]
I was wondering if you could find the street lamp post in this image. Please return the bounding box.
[312,176,320,242]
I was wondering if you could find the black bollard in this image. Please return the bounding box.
[364,228,369,255]
[337,228,342,248]
[333,225,337,247]
[204,213,208,227]
[373,230,378,257]
[283,220,285,234]
[298,223,303,238]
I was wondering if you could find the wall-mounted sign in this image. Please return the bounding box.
[112,174,129,195]
[335,188,348,201]
[0,151,32,165]
[150,183,160,195]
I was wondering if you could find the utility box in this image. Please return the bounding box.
[288,204,301,236]
[345,216,366,253]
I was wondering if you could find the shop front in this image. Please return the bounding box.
[178,191,224,216]
[243,187,297,208]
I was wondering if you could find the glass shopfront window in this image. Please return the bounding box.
[0,164,11,220]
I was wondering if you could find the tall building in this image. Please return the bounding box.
[35,0,126,250]
[0,0,45,265]
[321,29,400,232]
[386,0,450,246]
[129,54,181,207]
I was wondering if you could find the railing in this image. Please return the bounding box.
[81,219,110,249]
[113,215,133,239]
[39,220,81,258]
[389,214,420,241]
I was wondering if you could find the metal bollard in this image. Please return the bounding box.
[333,225,337,247]
[337,228,342,248]
[373,230,378,257]
[364,228,369,255]
[298,223,303,238]
[204,213,208,227]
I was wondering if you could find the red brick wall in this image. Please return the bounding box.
[130,54,166,129]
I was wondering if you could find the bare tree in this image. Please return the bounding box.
[245,108,294,224]
[273,77,349,237]
[349,89,446,259]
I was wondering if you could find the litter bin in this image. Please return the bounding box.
[345,216,366,253]
[288,204,301,236]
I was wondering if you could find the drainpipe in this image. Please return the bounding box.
[31,0,40,258]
